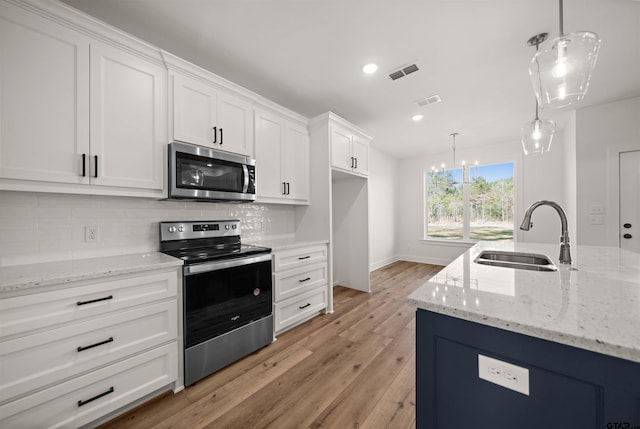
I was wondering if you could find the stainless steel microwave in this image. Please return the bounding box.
[168,142,256,202]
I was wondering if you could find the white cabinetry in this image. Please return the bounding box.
[0,0,166,197]
[255,107,309,204]
[89,41,165,190]
[330,123,370,177]
[272,244,328,334]
[0,269,180,428]
[170,71,254,157]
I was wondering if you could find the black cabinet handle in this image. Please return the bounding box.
[350,157,355,168]
[298,277,311,283]
[78,387,114,407]
[93,155,98,178]
[77,295,113,306]
[77,337,114,352]
[81,154,86,177]
[219,127,223,145]
[355,157,358,169]
[286,182,290,195]
[624,223,632,229]
[624,233,632,239]
[212,126,217,144]
[299,303,311,310]
[282,182,287,195]
[298,256,311,260]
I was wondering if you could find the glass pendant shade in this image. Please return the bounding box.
[521,118,555,155]
[529,31,601,109]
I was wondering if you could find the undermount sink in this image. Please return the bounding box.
[474,250,558,272]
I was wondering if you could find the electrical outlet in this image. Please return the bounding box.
[478,354,529,395]
[85,226,100,243]
[590,205,604,214]
[590,215,604,225]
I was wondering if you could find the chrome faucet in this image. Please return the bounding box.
[520,200,572,264]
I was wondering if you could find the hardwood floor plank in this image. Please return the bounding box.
[96,261,441,429]
[360,348,418,429]
[308,319,416,428]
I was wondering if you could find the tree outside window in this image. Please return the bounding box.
[425,162,514,241]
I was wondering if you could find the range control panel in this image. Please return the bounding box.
[160,220,240,241]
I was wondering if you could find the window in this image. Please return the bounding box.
[425,162,514,241]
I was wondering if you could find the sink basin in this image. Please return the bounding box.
[474,250,558,272]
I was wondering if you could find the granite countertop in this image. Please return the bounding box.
[408,241,640,363]
[0,252,183,296]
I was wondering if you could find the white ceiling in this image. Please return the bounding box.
[61,0,640,159]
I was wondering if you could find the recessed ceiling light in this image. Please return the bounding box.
[412,114,424,121]
[362,63,378,74]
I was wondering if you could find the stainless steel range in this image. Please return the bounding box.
[159,220,273,386]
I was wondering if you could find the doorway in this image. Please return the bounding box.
[619,150,640,253]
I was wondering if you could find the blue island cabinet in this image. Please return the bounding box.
[416,309,640,429]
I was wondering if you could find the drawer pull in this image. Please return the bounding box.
[77,295,113,306]
[77,337,114,352]
[299,302,311,310]
[298,277,311,283]
[298,256,311,260]
[78,386,114,407]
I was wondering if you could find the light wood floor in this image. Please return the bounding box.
[97,261,442,429]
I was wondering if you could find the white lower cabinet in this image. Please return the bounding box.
[272,243,328,335]
[0,269,180,428]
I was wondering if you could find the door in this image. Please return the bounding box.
[620,150,640,253]
[284,122,309,202]
[217,92,254,157]
[351,135,370,176]
[0,4,90,184]
[90,41,165,190]
[330,126,353,172]
[172,74,217,147]
[254,109,285,200]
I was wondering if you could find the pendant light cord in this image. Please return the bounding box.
[559,0,564,36]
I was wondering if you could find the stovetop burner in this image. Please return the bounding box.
[159,220,270,265]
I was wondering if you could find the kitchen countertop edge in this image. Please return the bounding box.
[0,252,184,295]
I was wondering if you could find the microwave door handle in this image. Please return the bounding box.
[242,164,249,193]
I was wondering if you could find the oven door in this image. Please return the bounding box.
[183,253,272,348]
[168,142,256,202]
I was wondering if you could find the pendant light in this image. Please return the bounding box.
[430,133,478,184]
[529,0,601,109]
[522,33,556,156]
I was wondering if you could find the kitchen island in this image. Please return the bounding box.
[408,241,640,429]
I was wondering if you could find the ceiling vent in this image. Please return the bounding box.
[416,94,442,107]
[388,63,420,80]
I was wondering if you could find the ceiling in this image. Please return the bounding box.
[61,0,640,159]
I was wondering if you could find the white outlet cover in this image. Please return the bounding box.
[478,354,530,396]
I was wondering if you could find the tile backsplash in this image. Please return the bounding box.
[0,191,295,266]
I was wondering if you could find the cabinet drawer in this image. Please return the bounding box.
[0,300,177,404]
[0,271,177,339]
[0,343,177,429]
[273,245,327,272]
[274,262,327,302]
[274,286,327,334]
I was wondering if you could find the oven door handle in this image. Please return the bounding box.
[184,253,272,276]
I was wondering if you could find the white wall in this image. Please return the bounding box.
[0,191,295,266]
[368,148,400,270]
[575,96,640,246]
[397,134,569,266]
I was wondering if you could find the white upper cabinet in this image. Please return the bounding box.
[90,41,165,190]
[254,107,309,204]
[330,123,370,177]
[0,0,167,197]
[170,71,254,157]
[0,3,90,185]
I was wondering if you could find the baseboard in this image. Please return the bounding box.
[398,254,450,267]
[369,256,400,271]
